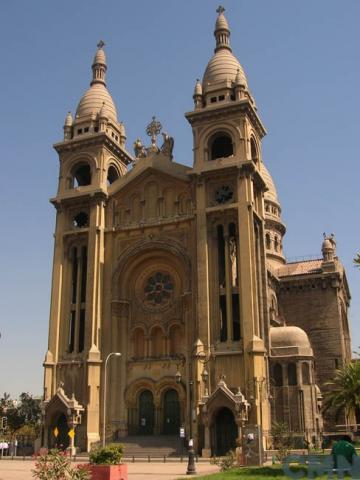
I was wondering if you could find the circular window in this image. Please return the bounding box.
[215,185,234,204]
[144,272,174,306]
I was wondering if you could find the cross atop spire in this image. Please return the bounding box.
[97,40,105,49]
[214,6,231,52]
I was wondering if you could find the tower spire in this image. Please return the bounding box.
[90,40,107,87]
[214,6,231,52]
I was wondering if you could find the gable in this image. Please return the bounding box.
[108,160,193,226]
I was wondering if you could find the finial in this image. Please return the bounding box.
[146,116,162,147]
[97,40,105,49]
[216,5,225,15]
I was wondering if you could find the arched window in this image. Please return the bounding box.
[151,327,163,357]
[302,363,310,385]
[288,363,297,386]
[273,363,283,386]
[72,164,91,187]
[133,328,145,358]
[274,236,279,252]
[169,325,182,356]
[210,134,233,160]
[250,137,258,161]
[107,165,119,185]
[73,212,89,228]
[265,233,271,250]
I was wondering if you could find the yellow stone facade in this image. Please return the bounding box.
[43,10,351,456]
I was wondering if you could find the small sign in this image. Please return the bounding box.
[188,438,193,447]
[68,429,75,439]
[180,427,185,438]
[53,427,59,438]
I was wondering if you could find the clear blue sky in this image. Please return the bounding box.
[0,1,359,398]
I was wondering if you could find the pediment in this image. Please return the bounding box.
[45,387,84,416]
[107,153,193,225]
[202,379,250,422]
[109,152,191,198]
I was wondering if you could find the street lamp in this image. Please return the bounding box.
[175,369,196,475]
[102,352,121,448]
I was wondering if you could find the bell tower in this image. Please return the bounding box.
[186,7,270,433]
[43,42,132,450]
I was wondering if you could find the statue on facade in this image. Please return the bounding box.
[133,138,147,159]
[229,236,238,287]
[161,131,174,159]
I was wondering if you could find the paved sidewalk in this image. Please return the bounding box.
[0,459,219,480]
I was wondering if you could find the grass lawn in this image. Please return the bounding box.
[188,465,323,480]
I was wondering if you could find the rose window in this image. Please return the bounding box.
[144,272,174,305]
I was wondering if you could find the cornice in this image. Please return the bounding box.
[53,132,133,165]
[185,99,267,138]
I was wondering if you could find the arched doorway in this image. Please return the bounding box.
[163,389,180,434]
[138,390,154,435]
[51,413,70,449]
[213,407,237,456]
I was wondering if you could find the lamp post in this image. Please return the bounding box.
[102,352,121,448]
[175,370,196,474]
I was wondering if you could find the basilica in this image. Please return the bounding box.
[43,8,352,457]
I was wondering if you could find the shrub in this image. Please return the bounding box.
[271,421,293,462]
[213,449,236,471]
[89,444,124,465]
[32,449,90,480]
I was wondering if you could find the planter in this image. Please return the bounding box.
[89,464,128,480]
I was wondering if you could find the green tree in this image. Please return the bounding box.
[323,361,360,422]
[0,392,42,438]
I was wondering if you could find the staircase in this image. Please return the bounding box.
[116,435,183,459]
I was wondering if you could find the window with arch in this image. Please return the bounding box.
[210,133,233,160]
[169,325,182,356]
[302,362,310,385]
[151,327,164,357]
[273,363,283,386]
[72,163,91,187]
[133,328,146,358]
[274,236,279,252]
[250,137,258,161]
[265,233,271,250]
[107,165,120,185]
[288,363,297,386]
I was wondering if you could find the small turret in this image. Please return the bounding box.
[91,40,107,87]
[234,68,246,100]
[193,79,203,109]
[119,121,126,147]
[63,111,73,140]
[214,6,231,53]
[322,233,336,263]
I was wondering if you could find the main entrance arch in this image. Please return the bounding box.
[213,407,237,456]
[163,389,180,434]
[138,390,155,435]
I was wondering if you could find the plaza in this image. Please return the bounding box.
[0,459,219,480]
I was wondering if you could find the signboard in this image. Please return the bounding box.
[242,424,263,466]
[53,427,59,438]
[68,429,75,439]
[180,427,185,438]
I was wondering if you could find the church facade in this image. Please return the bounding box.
[43,8,352,455]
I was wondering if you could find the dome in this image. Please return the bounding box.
[203,49,248,90]
[76,83,117,123]
[270,326,313,357]
[260,162,279,204]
